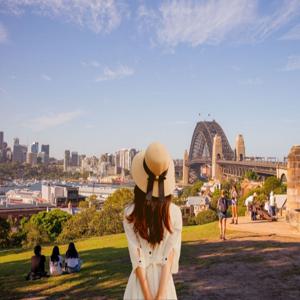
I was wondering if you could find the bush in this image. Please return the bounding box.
[238,206,247,217]
[195,209,218,225]
[187,216,196,226]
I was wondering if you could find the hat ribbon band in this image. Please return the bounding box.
[143,160,168,202]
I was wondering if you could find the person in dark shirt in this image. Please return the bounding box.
[217,190,229,241]
[26,245,48,280]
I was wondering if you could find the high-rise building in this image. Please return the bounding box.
[64,150,70,171]
[41,144,50,163]
[31,142,39,154]
[0,131,3,150]
[71,151,79,167]
[41,144,49,156]
[13,144,27,163]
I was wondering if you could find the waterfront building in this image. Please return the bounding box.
[41,184,85,207]
[6,189,41,205]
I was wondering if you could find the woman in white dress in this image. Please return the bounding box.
[123,142,182,300]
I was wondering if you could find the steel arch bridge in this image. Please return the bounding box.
[188,121,234,164]
[186,120,287,183]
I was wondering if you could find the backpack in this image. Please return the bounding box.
[218,198,228,213]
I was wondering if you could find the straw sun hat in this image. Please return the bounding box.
[131,142,175,201]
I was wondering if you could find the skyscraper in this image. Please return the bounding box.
[71,151,79,167]
[64,150,70,171]
[0,131,3,150]
[13,144,27,163]
[41,144,50,163]
[41,144,49,156]
[31,142,39,154]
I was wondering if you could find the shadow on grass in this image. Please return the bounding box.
[177,236,300,300]
[1,236,300,300]
[0,246,131,300]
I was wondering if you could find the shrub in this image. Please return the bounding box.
[187,216,196,226]
[195,209,218,225]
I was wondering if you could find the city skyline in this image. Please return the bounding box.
[1,0,300,160]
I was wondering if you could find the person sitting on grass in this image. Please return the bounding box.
[26,245,48,280]
[49,245,63,276]
[65,242,81,273]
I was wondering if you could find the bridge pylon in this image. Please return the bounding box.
[212,134,223,181]
[183,150,189,186]
[286,145,300,230]
[235,134,246,161]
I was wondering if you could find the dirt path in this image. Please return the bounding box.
[176,233,300,300]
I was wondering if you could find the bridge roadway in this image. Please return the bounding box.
[187,158,287,178]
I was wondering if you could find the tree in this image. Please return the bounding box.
[244,170,258,181]
[30,209,71,240]
[182,181,204,199]
[0,217,10,248]
[263,177,282,195]
[23,222,49,248]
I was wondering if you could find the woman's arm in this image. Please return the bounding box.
[135,267,154,300]
[155,249,175,300]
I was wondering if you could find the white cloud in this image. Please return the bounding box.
[239,77,263,86]
[139,0,300,48]
[81,60,101,68]
[41,74,52,81]
[281,24,300,40]
[25,110,83,131]
[0,22,8,43]
[95,65,134,82]
[283,55,300,71]
[1,0,127,34]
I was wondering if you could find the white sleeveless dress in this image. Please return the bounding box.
[123,203,182,300]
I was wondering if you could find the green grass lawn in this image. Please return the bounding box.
[0,222,221,300]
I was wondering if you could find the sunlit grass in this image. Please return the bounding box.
[0,222,222,299]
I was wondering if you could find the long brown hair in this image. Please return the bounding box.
[127,186,172,246]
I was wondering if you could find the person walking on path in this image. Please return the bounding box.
[269,191,276,217]
[123,142,182,300]
[230,186,238,225]
[218,190,229,241]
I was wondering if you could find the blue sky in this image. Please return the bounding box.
[0,0,300,160]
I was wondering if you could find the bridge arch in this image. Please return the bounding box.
[189,121,234,162]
